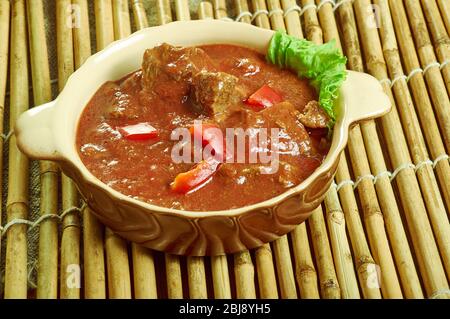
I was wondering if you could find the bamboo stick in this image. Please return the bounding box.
[95,0,131,298]
[402,0,450,151]
[437,0,450,35]
[175,0,190,21]
[165,254,183,298]
[254,244,279,299]
[301,0,322,43]
[267,0,285,31]
[27,0,59,299]
[382,1,450,216]
[187,256,208,299]
[196,4,232,299]
[275,1,321,299]
[4,0,29,299]
[419,0,450,95]
[251,0,270,29]
[71,0,106,299]
[323,189,360,299]
[327,0,424,298]
[212,0,228,20]
[72,0,91,67]
[308,206,340,299]
[131,0,149,29]
[131,244,158,299]
[112,0,131,39]
[210,255,232,299]
[0,0,9,272]
[376,0,450,280]
[198,1,213,20]
[57,0,75,93]
[290,225,320,298]
[334,158,381,299]
[281,0,303,39]
[353,0,449,297]
[272,236,298,298]
[95,0,114,50]
[83,206,106,298]
[128,3,158,299]
[156,0,172,25]
[104,229,131,298]
[234,251,257,298]
[234,0,251,24]
[316,0,338,46]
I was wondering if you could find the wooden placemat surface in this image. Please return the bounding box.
[0,0,449,299]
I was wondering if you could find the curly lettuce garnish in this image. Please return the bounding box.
[267,31,347,126]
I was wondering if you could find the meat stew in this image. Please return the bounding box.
[76,44,331,211]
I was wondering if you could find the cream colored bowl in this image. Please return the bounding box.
[15,20,390,256]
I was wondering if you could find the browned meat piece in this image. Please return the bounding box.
[190,70,245,123]
[260,102,310,144]
[298,100,330,128]
[141,43,215,94]
[244,102,312,156]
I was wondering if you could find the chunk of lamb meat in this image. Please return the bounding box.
[243,102,313,186]
[106,72,144,120]
[141,43,215,96]
[298,100,330,128]
[190,70,245,123]
[259,101,311,147]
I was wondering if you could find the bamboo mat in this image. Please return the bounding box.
[0,0,449,299]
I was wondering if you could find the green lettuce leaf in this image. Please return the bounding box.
[267,30,347,124]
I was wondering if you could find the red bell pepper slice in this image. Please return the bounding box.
[189,123,226,162]
[171,158,221,194]
[118,122,158,141]
[245,84,283,110]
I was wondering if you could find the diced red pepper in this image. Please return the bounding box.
[118,122,158,141]
[245,84,283,110]
[171,158,221,194]
[189,123,226,162]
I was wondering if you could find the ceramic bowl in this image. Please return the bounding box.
[15,20,390,256]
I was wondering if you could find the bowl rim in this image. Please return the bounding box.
[54,20,352,218]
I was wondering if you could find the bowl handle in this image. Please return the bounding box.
[15,100,62,161]
[342,70,391,125]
